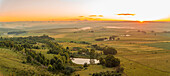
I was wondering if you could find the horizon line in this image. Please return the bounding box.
[0,20,170,23]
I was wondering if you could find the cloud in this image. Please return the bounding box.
[89,15,103,17]
[99,15,103,17]
[117,13,135,16]
[89,15,97,17]
[79,16,85,17]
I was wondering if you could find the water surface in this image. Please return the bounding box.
[71,58,99,64]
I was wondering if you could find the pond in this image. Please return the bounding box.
[71,58,99,64]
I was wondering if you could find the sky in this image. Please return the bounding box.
[0,0,170,22]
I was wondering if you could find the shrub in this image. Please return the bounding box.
[48,64,53,71]
[105,55,120,67]
[103,47,117,55]
[63,66,75,75]
[83,63,88,67]
[99,57,106,65]
[27,55,32,63]
[116,67,124,73]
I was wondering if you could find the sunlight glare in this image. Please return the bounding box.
[139,20,144,23]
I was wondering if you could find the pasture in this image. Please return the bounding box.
[1,22,170,76]
[0,48,54,76]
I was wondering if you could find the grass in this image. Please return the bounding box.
[143,42,170,50]
[47,27,170,76]
[0,48,54,76]
[33,49,55,60]
[73,65,115,76]
[2,22,170,76]
[117,56,170,76]
[122,53,170,73]
[63,27,170,76]
[59,42,89,49]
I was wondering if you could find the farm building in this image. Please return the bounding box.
[109,35,118,40]
[95,38,108,41]
[95,35,119,41]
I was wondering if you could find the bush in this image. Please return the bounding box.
[83,63,88,67]
[27,55,32,63]
[91,71,122,76]
[105,55,120,67]
[99,57,106,65]
[116,67,124,73]
[99,55,120,67]
[103,47,117,55]
[48,64,53,71]
[22,61,26,64]
[63,66,75,75]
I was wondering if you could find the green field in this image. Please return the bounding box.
[0,48,54,76]
[73,65,116,76]
[1,22,170,76]
[143,42,170,50]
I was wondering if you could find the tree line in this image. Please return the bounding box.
[0,35,74,75]
[92,44,117,55]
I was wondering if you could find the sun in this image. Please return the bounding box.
[139,20,144,23]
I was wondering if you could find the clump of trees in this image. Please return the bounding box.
[99,55,120,67]
[25,49,49,65]
[90,49,95,59]
[0,35,75,75]
[0,35,55,51]
[70,41,91,45]
[91,71,122,76]
[91,44,105,51]
[91,44,117,55]
[7,31,27,35]
[70,47,101,59]
[25,48,74,75]
[103,47,117,55]
[46,41,68,54]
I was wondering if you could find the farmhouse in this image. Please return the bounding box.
[109,35,118,40]
[95,38,108,41]
[95,35,119,41]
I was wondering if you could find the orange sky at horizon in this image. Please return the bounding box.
[0,0,170,22]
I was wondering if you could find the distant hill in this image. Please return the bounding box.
[0,28,20,32]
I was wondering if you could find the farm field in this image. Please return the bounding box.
[73,65,116,76]
[1,0,170,75]
[53,22,170,76]
[1,21,170,76]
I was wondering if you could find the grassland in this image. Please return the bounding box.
[143,42,170,50]
[52,24,170,76]
[73,65,116,76]
[117,56,170,76]
[1,22,170,76]
[0,48,54,76]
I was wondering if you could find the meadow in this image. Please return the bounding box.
[0,21,170,76]
[0,48,54,76]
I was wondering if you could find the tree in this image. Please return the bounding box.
[27,55,32,63]
[50,58,56,65]
[57,62,65,70]
[66,47,69,50]
[116,67,124,73]
[90,49,95,59]
[99,57,106,65]
[48,64,53,71]
[53,62,64,70]
[52,63,57,71]
[15,45,23,51]
[103,47,117,55]
[64,66,75,75]
[62,52,70,63]
[105,55,120,67]
[83,63,88,67]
